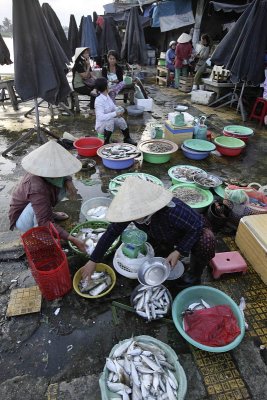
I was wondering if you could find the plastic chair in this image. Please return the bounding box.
[249,97,267,126]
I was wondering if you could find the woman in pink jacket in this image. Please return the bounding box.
[175,33,192,89]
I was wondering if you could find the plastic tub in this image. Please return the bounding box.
[99,335,187,400]
[81,197,111,221]
[170,183,214,211]
[181,144,210,160]
[73,263,116,299]
[183,138,216,152]
[168,165,206,185]
[68,220,120,257]
[138,139,178,164]
[223,125,253,137]
[74,137,104,157]
[223,131,251,143]
[214,136,245,156]
[172,286,245,352]
[102,157,135,169]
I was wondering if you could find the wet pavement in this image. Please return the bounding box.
[0,78,267,400]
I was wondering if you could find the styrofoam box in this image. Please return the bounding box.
[191,90,216,105]
[134,97,153,111]
[147,50,156,57]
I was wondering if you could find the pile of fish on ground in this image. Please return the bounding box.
[105,337,179,399]
[132,285,171,321]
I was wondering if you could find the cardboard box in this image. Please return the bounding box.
[235,215,267,285]
[164,121,193,146]
[134,97,153,112]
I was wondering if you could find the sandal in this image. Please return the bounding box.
[53,211,69,221]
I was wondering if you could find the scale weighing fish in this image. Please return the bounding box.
[132,286,171,321]
[105,338,179,399]
[79,271,112,296]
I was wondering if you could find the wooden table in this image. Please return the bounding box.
[0,79,19,110]
[202,78,235,100]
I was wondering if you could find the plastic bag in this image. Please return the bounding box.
[184,305,241,347]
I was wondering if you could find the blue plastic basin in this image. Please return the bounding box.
[172,285,245,353]
[181,144,210,160]
[102,158,134,170]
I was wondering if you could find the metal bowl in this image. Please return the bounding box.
[138,257,171,286]
[193,173,222,190]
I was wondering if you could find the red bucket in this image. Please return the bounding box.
[73,137,104,156]
[21,223,71,300]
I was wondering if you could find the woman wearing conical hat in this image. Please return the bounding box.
[9,141,86,252]
[81,177,215,287]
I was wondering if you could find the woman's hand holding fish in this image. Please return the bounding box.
[166,250,180,268]
[81,260,97,280]
[68,235,87,253]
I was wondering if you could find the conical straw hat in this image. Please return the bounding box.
[22,140,82,177]
[74,47,90,61]
[177,33,191,43]
[106,177,173,223]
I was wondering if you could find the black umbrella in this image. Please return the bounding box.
[2,0,71,156]
[68,14,80,58]
[42,2,72,62]
[121,7,147,65]
[211,0,267,86]
[0,33,12,65]
[100,17,122,59]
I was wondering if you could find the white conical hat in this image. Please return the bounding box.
[21,140,82,177]
[74,47,90,61]
[106,177,173,223]
[177,33,191,43]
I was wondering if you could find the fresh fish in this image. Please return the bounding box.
[136,365,154,374]
[91,271,105,280]
[132,383,142,400]
[113,338,134,358]
[106,357,117,374]
[107,381,131,394]
[201,299,211,308]
[130,360,140,387]
[117,390,130,400]
[141,355,162,372]
[166,379,177,400]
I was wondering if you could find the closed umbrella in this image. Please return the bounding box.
[42,2,72,62]
[68,14,79,58]
[121,7,147,65]
[211,0,267,86]
[2,0,71,156]
[100,16,122,59]
[0,33,12,65]
[81,16,98,58]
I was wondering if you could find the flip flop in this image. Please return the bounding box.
[53,211,69,221]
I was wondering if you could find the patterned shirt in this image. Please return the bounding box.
[90,197,204,262]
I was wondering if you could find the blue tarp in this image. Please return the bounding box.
[81,16,98,58]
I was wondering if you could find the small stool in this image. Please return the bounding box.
[249,97,267,126]
[210,251,247,279]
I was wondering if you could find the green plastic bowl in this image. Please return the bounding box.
[68,220,120,257]
[223,125,253,136]
[214,136,246,149]
[170,183,213,210]
[172,286,245,352]
[143,152,172,164]
[183,138,216,152]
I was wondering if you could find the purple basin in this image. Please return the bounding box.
[102,158,135,170]
[181,144,210,160]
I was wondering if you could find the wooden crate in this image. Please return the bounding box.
[235,215,267,285]
[179,76,194,92]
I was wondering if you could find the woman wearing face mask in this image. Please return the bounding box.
[9,141,86,253]
[72,47,97,109]
[81,177,215,287]
[101,50,126,104]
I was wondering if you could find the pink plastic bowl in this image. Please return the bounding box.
[74,137,104,156]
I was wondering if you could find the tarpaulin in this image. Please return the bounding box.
[158,0,195,33]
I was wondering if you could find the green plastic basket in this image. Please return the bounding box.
[109,172,163,196]
[68,220,120,257]
[170,183,213,209]
[99,335,187,399]
[172,286,245,353]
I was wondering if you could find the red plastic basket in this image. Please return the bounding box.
[21,223,71,300]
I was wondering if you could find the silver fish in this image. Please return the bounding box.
[113,338,134,358]
[88,281,108,296]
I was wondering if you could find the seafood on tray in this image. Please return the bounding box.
[79,271,112,296]
[73,227,106,255]
[170,166,206,183]
[132,285,171,321]
[105,337,180,399]
[172,187,205,205]
[100,144,139,159]
[109,173,163,194]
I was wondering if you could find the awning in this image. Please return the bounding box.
[210,1,250,13]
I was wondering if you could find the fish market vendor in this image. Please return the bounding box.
[9,141,86,253]
[94,77,136,145]
[81,177,215,286]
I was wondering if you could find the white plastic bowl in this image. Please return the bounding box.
[81,197,111,221]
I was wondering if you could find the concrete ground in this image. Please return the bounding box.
[0,76,267,400]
